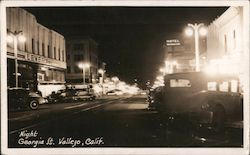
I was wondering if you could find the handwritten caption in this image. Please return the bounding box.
[18,130,104,147]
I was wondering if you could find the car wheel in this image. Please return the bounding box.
[29,100,39,110]
[212,105,225,133]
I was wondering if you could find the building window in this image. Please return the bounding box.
[32,38,35,53]
[74,65,81,73]
[67,66,71,73]
[73,43,84,50]
[54,47,56,59]
[48,45,52,58]
[37,41,39,54]
[42,43,45,56]
[224,34,227,54]
[62,50,65,61]
[58,48,61,60]
[67,54,70,60]
[233,30,236,49]
[25,43,27,52]
[74,54,84,61]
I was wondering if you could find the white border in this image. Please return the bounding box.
[1,1,249,155]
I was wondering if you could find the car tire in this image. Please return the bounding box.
[212,105,225,133]
[29,100,39,110]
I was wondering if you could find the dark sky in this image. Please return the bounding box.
[24,7,228,87]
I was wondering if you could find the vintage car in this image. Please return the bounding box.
[46,88,78,103]
[47,88,96,103]
[8,88,47,110]
[74,88,96,101]
[156,72,243,131]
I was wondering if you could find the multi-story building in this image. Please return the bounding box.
[206,6,246,75]
[164,33,206,73]
[66,38,99,86]
[6,7,66,96]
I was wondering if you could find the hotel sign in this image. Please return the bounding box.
[166,39,181,46]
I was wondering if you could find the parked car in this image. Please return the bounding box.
[47,88,77,103]
[106,89,124,96]
[8,88,47,110]
[74,88,96,101]
[156,72,243,132]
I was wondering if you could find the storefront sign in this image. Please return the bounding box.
[26,53,66,69]
[7,50,66,69]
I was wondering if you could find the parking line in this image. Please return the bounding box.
[64,103,88,110]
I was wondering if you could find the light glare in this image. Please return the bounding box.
[199,27,207,36]
[185,27,193,36]
[7,35,13,43]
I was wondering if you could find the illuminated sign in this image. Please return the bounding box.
[166,39,181,46]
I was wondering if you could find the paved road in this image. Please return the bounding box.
[8,95,243,148]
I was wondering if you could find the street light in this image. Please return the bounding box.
[98,69,106,95]
[185,23,207,72]
[98,69,105,84]
[7,30,26,88]
[78,63,90,86]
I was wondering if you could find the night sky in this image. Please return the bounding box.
[24,7,228,88]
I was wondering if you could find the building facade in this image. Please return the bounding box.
[6,7,66,96]
[206,6,245,75]
[66,38,99,85]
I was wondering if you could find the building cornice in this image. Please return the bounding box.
[213,7,241,28]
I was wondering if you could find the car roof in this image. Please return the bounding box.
[165,72,239,81]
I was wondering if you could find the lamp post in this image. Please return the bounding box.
[98,69,105,95]
[7,30,26,88]
[98,69,105,84]
[78,63,90,86]
[185,23,207,72]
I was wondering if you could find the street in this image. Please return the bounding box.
[8,94,243,148]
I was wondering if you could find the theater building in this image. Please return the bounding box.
[206,6,246,75]
[6,7,66,96]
